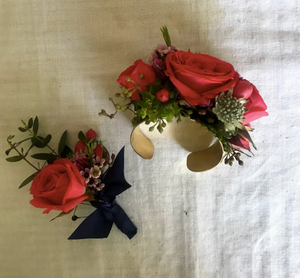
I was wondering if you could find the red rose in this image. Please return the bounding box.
[165,51,239,106]
[233,79,268,124]
[30,159,88,213]
[117,59,156,100]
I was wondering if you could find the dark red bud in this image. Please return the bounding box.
[75,141,86,153]
[86,129,97,140]
[94,144,103,160]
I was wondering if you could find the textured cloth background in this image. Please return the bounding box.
[0,1,299,277]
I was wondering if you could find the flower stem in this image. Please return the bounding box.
[7,139,40,171]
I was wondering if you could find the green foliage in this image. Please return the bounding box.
[19,172,38,189]
[43,134,52,145]
[5,148,12,156]
[6,156,23,162]
[5,116,62,187]
[58,130,67,155]
[161,26,172,47]
[27,118,33,129]
[33,116,39,135]
[132,89,182,132]
[31,136,45,148]
[60,145,73,159]
[31,153,56,160]
[78,131,86,142]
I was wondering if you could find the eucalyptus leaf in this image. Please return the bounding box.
[6,156,23,162]
[31,153,55,160]
[33,116,39,135]
[31,136,45,148]
[58,130,67,155]
[43,134,52,145]
[46,156,56,164]
[18,172,38,189]
[60,145,73,158]
[28,118,33,128]
[50,209,73,222]
[78,131,86,142]
[5,148,12,156]
[18,127,27,132]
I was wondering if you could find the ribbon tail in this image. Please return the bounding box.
[112,203,137,239]
[102,147,131,197]
[68,209,113,240]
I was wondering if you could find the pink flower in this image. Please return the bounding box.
[233,79,268,124]
[152,45,178,58]
[229,134,250,151]
[80,168,92,184]
[90,165,101,179]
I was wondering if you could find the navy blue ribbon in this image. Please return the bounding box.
[68,147,137,240]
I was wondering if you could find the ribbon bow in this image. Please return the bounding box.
[68,147,137,240]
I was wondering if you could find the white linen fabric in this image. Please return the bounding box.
[0,0,299,277]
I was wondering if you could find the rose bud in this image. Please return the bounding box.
[75,141,86,153]
[229,134,250,151]
[233,79,268,124]
[86,129,97,140]
[156,88,170,103]
[117,59,156,100]
[94,144,103,160]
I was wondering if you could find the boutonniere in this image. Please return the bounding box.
[5,117,137,239]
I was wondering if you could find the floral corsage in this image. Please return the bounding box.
[100,26,268,170]
[5,117,137,239]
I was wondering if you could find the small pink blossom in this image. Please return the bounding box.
[96,183,105,191]
[152,45,178,58]
[80,168,92,184]
[90,165,101,179]
[92,156,106,167]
